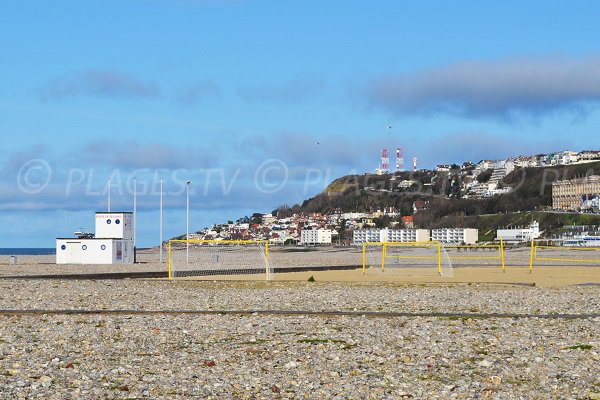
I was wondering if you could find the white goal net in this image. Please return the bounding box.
[362,241,454,277]
[168,240,272,280]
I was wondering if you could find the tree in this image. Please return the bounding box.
[477,169,493,183]
[250,213,263,225]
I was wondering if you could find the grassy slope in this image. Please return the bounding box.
[295,162,600,238]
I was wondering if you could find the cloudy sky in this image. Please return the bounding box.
[1,0,600,247]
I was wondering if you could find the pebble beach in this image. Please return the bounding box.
[0,274,599,399]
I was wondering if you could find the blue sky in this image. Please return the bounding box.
[1,0,600,247]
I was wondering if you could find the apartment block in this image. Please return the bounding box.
[430,228,478,244]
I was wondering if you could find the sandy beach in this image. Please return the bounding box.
[3,246,599,287]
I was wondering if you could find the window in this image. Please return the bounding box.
[107,219,112,224]
[115,219,121,225]
[101,244,106,250]
[61,245,66,250]
[82,245,87,250]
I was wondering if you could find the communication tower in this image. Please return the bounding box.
[396,148,405,172]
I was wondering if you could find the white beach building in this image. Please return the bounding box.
[56,212,135,264]
[496,221,541,243]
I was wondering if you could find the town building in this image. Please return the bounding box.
[496,221,541,243]
[352,228,430,245]
[552,175,600,211]
[430,228,478,244]
[301,229,332,245]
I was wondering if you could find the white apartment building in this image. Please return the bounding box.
[352,229,382,244]
[431,228,478,244]
[383,229,430,243]
[353,229,430,245]
[262,214,277,225]
[496,221,541,243]
[561,151,579,165]
[301,229,332,245]
[578,151,600,162]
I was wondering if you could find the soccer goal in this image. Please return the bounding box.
[168,240,272,280]
[442,240,506,271]
[362,241,453,277]
[529,239,600,272]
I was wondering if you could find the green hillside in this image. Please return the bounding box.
[290,161,600,236]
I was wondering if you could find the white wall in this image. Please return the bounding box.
[95,212,133,240]
[56,239,134,264]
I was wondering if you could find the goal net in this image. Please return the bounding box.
[529,239,600,271]
[362,241,454,277]
[168,240,272,280]
[441,242,505,270]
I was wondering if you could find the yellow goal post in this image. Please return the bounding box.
[529,239,600,273]
[168,239,271,280]
[362,241,444,276]
[362,239,506,276]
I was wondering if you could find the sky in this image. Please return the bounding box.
[1,0,600,247]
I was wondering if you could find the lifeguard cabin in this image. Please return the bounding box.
[56,212,134,264]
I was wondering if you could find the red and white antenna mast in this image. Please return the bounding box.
[396,148,405,172]
[381,148,389,173]
[413,157,418,172]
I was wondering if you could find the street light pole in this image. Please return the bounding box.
[133,177,137,264]
[159,178,163,264]
[186,181,191,264]
[108,178,111,212]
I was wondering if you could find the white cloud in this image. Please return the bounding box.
[365,55,600,120]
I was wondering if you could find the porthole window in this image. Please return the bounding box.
[101,245,106,250]
[82,245,87,250]
[107,219,112,224]
[61,245,66,250]
[115,219,121,225]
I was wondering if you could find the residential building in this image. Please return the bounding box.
[401,216,414,228]
[552,175,600,211]
[301,229,332,245]
[353,228,430,245]
[578,150,600,163]
[431,228,478,244]
[382,228,430,243]
[352,229,383,245]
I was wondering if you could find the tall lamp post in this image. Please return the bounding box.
[186,181,191,264]
[159,178,163,264]
[133,177,137,264]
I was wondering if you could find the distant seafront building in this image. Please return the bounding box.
[431,228,478,245]
[552,175,600,211]
[300,229,333,245]
[353,229,430,245]
[496,221,541,243]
